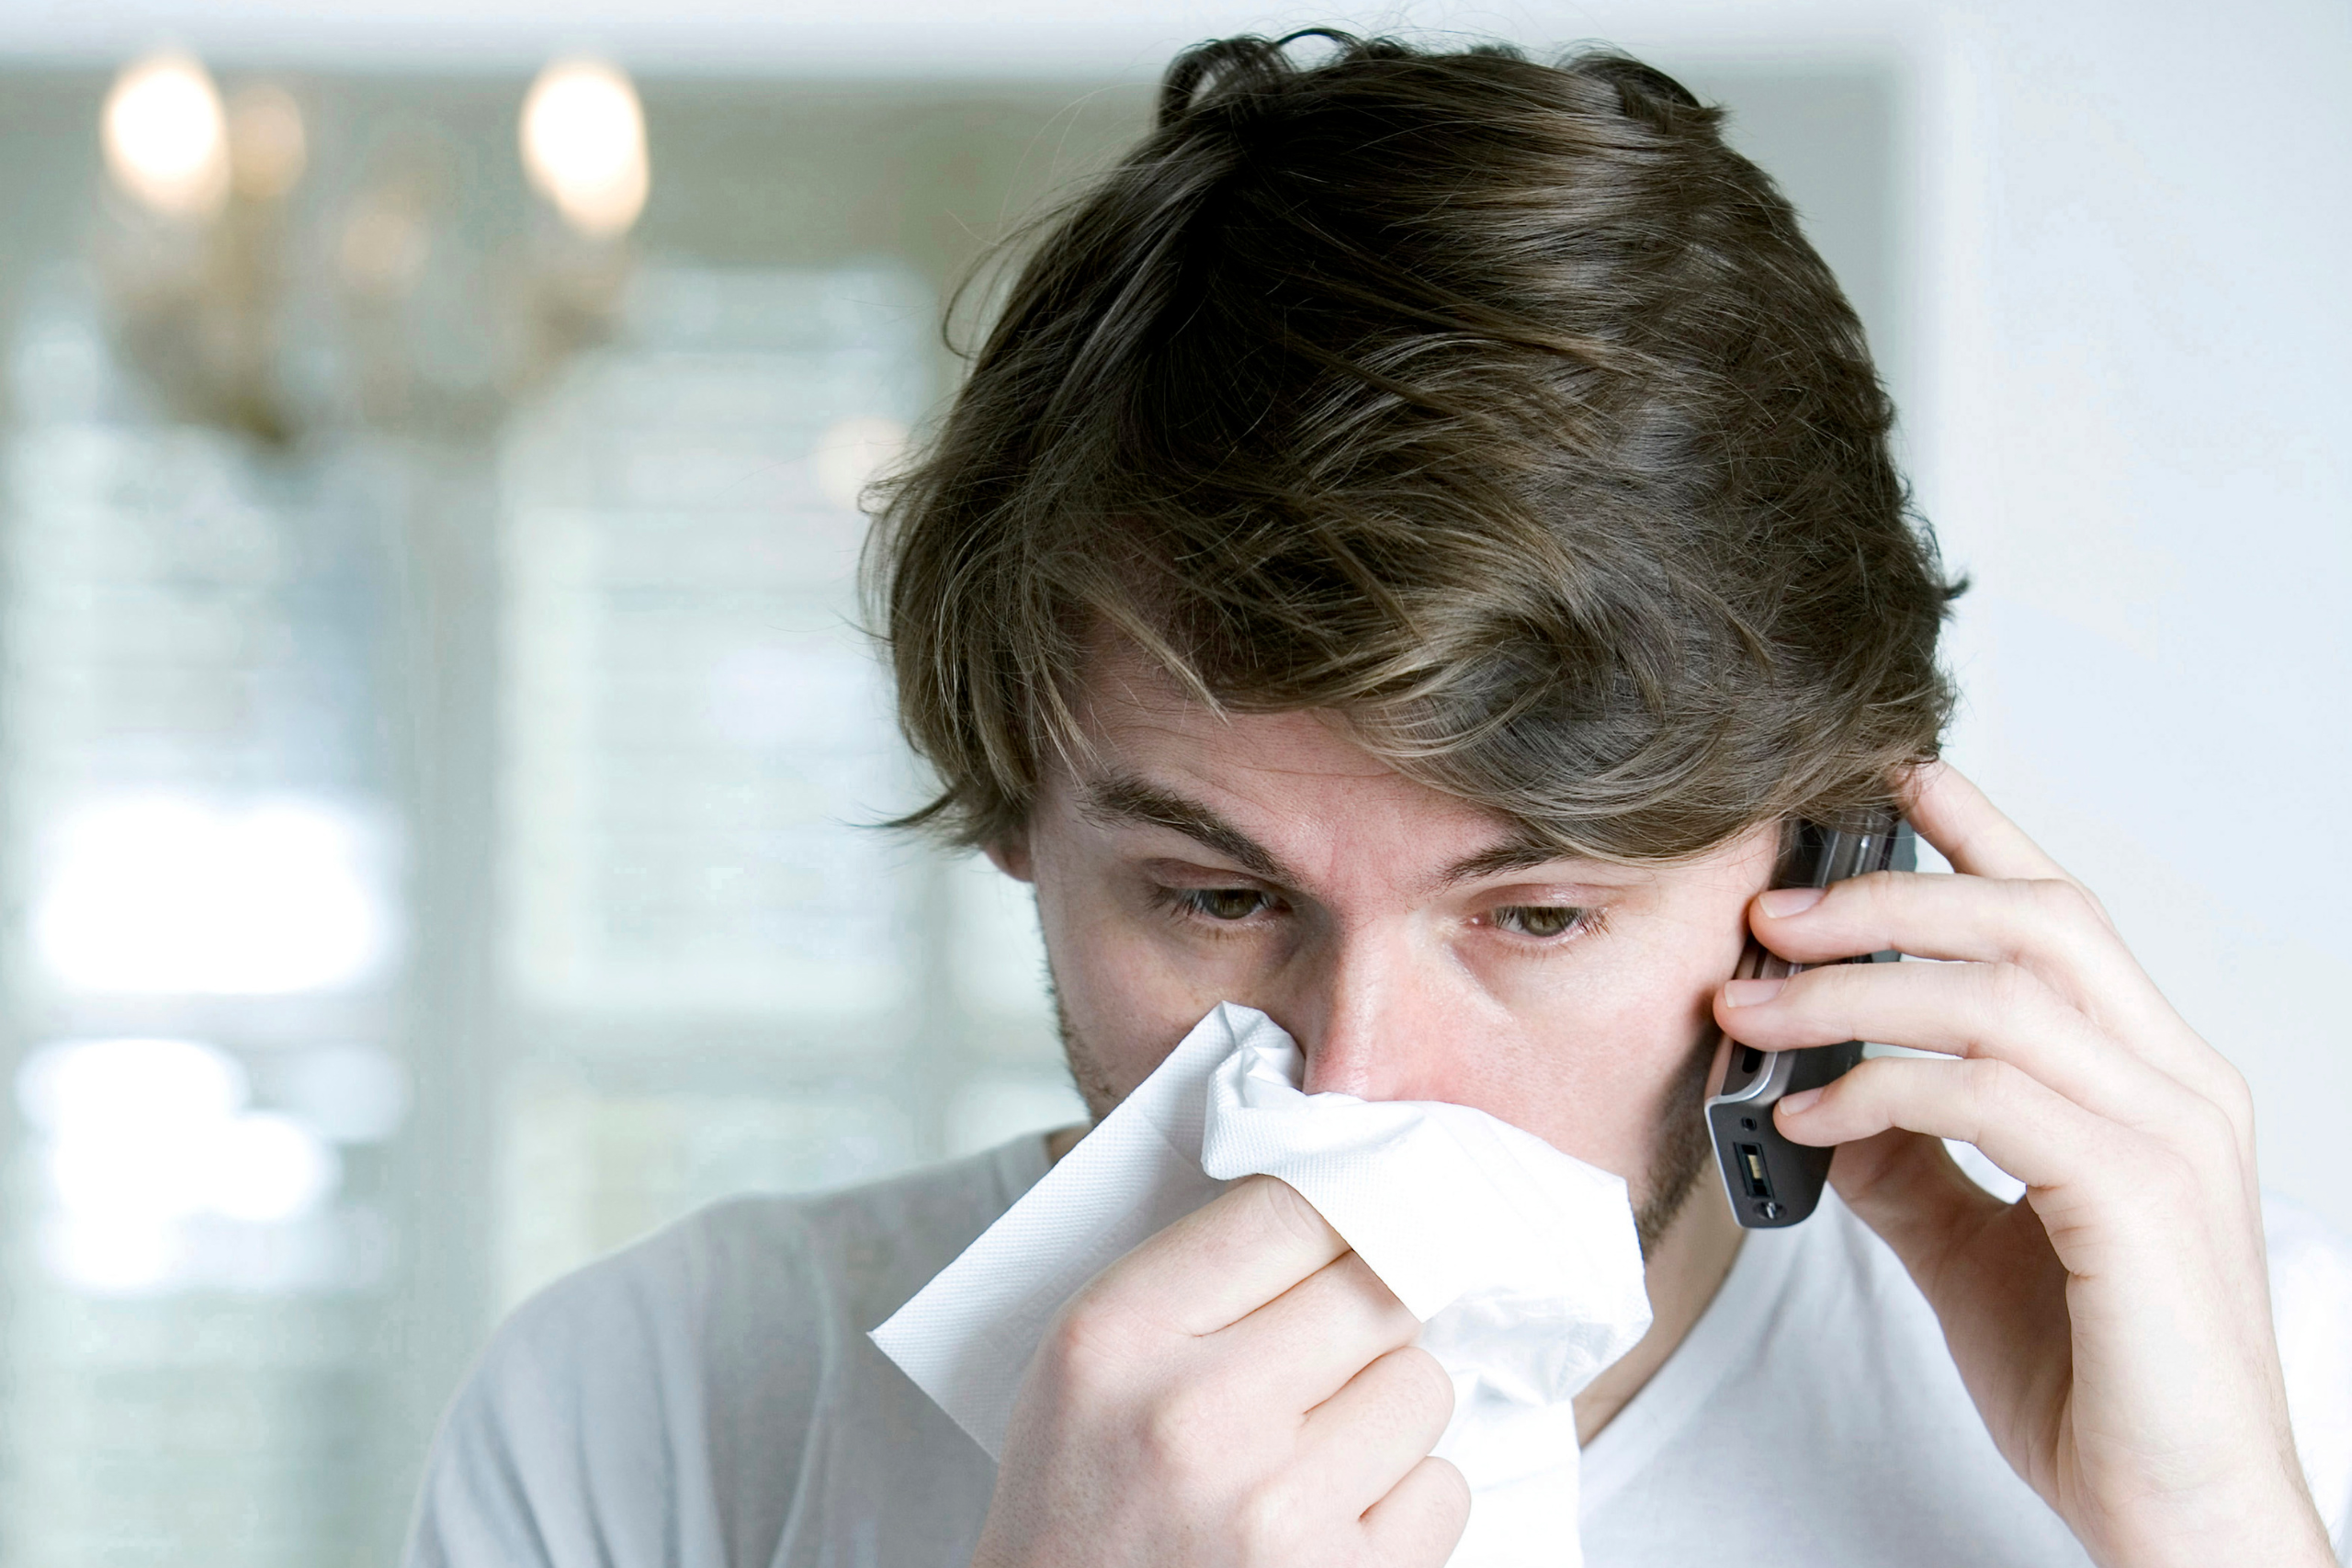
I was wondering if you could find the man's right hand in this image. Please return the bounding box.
[972,1173,1469,1568]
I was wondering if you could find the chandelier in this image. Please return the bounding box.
[94,51,652,445]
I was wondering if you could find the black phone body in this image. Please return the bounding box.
[1703,815,1914,1229]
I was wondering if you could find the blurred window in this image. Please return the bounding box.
[501,266,926,1018]
[2,274,406,1564]
[494,264,1076,1307]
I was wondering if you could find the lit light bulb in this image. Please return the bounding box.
[102,51,232,219]
[519,58,650,239]
[228,83,307,202]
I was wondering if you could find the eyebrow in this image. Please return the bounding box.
[1077,776,1294,882]
[1076,773,1592,892]
[1435,837,1589,888]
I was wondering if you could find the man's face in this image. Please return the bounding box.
[990,650,1779,1242]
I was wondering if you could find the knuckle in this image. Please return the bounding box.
[1423,1456,1473,1525]
[1331,1254,1415,1339]
[1135,1384,1223,1478]
[2219,1093,2257,1154]
[1973,960,2039,1017]
[1243,1173,1333,1251]
[2025,875,2098,931]
[2134,1137,2202,1208]
[1835,870,1900,943]
[1960,1055,2018,1116]
[2067,876,2119,929]
[2208,1061,2257,1136]
[1822,1054,1887,1105]
[1438,1457,1473,1513]
[1792,963,1873,1040]
[1231,1478,1307,1559]
[1391,1345,1456,1425]
[1860,865,1905,915]
[2178,1096,2244,1172]
[1808,958,1870,1007]
[1040,1293,1144,1391]
[1834,1054,1888,1096]
[1805,1053,1892,1121]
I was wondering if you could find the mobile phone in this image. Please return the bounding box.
[1704,813,1915,1229]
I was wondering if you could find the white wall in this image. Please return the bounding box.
[1898,0,2352,1237]
[15,0,2348,1230]
[1587,0,2352,1237]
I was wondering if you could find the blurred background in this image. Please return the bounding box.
[0,1,2340,1563]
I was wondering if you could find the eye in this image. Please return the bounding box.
[1180,887,1272,921]
[1489,904,1590,939]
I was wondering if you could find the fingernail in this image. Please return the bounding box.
[1723,976,1786,1008]
[1778,1088,1822,1116]
[1758,886,1826,919]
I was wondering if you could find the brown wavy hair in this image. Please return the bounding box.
[870,31,1960,861]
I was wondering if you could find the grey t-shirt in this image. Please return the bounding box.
[406,1136,2352,1567]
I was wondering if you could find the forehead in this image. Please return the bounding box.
[1048,637,1777,898]
[1071,636,1425,795]
[1076,648,1389,783]
[1056,639,1568,884]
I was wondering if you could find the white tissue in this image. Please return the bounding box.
[871,1002,1654,1567]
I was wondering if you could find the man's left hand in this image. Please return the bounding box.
[1716,761,2333,1568]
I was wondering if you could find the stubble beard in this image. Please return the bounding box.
[1048,974,1717,1261]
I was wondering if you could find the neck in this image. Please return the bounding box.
[1572,1176,1743,1443]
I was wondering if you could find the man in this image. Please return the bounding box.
[408,35,2352,1568]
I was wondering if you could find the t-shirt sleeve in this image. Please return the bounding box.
[2266,1195,2352,1563]
[403,1199,831,1568]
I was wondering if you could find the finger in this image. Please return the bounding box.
[1752,866,2143,1013]
[1094,1175,1349,1337]
[1300,1345,1456,1514]
[1776,1054,2257,1280]
[1901,762,2085,892]
[1747,871,2239,1115]
[1227,1250,1421,1410]
[1772,1053,2129,1203]
[1718,957,2195,1130]
[1357,1455,1470,1565]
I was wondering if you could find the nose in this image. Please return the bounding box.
[1280,920,1463,1101]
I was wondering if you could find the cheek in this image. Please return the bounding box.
[1462,919,1746,1179]
[1030,859,1244,1104]
[1512,991,1713,1174]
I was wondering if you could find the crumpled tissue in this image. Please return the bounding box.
[871,1002,1654,1566]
